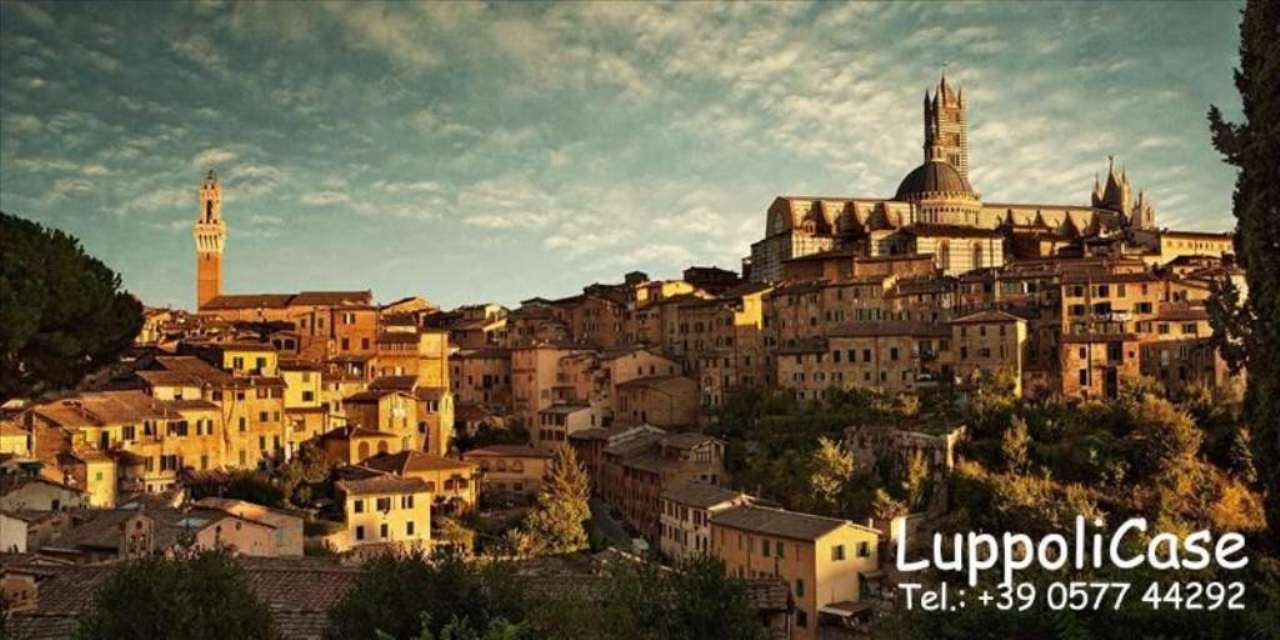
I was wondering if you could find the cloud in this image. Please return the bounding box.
[80,164,111,176]
[12,3,55,29]
[301,191,350,206]
[2,114,43,135]
[117,186,190,213]
[193,147,239,169]
[372,179,445,194]
[458,176,556,229]
[84,50,121,73]
[323,3,440,68]
[226,163,285,197]
[172,33,228,74]
[10,157,77,173]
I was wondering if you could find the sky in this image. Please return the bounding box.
[0,1,1246,310]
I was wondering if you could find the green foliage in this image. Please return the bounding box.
[807,437,855,514]
[1124,394,1202,484]
[520,445,590,556]
[559,556,765,640]
[273,443,336,507]
[1229,425,1259,484]
[903,449,930,511]
[73,551,276,640]
[1000,416,1030,474]
[0,212,144,403]
[453,424,531,453]
[870,488,907,523]
[327,549,529,640]
[377,612,526,640]
[1207,0,1280,542]
[188,469,287,508]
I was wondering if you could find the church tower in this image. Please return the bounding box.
[193,170,226,309]
[923,74,969,180]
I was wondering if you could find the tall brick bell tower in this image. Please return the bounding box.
[193,169,226,310]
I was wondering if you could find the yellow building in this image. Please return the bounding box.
[362,450,479,515]
[334,467,432,553]
[0,421,31,457]
[461,445,553,498]
[280,360,328,453]
[711,505,880,639]
[343,389,418,452]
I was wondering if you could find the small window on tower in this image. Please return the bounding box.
[206,200,213,220]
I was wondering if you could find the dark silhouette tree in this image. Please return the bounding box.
[1207,0,1280,541]
[73,551,277,640]
[0,212,143,403]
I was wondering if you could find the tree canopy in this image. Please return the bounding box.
[0,212,143,403]
[1206,0,1280,541]
[73,551,277,640]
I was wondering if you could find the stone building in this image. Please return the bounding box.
[748,76,1151,284]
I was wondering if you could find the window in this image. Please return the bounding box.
[775,541,784,559]
[857,541,871,557]
[407,521,415,535]
[795,578,805,597]
[401,495,414,509]
[380,523,389,539]
[353,499,364,514]
[832,544,846,561]
[355,526,365,541]
[376,497,392,512]
[762,539,770,557]
[796,609,807,628]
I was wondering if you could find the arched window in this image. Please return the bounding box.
[357,442,370,460]
[377,441,389,454]
[937,241,951,270]
[972,242,984,270]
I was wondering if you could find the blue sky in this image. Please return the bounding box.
[0,1,1244,310]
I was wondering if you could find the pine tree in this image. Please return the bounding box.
[1207,0,1280,542]
[522,445,590,555]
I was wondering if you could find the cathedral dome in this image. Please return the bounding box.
[894,160,974,200]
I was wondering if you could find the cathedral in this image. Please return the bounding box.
[748,75,1159,282]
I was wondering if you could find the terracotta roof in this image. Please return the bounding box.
[336,472,430,496]
[368,375,418,391]
[568,427,611,441]
[377,332,421,345]
[661,481,744,508]
[540,404,591,415]
[201,293,294,309]
[148,356,235,386]
[463,445,554,459]
[5,557,361,640]
[614,375,695,391]
[32,391,177,428]
[361,451,476,475]
[711,505,874,541]
[660,432,721,450]
[951,310,1025,324]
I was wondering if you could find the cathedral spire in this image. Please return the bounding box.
[922,74,969,181]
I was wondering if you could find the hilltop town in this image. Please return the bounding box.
[0,76,1263,639]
